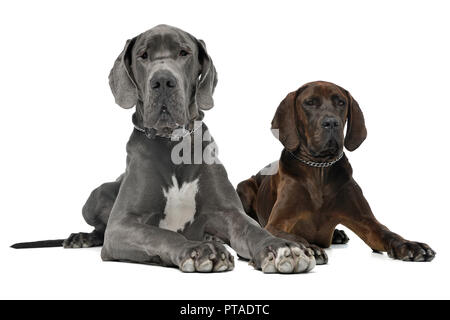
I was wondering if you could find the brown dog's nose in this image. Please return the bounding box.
[321,117,339,129]
[150,71,178,90]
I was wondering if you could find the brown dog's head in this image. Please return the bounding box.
[272,81,367,161]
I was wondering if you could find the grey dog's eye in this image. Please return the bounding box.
[179,50,189,57]
[139,52,148,60]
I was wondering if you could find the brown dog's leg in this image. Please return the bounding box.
[265,225,328,265]
[339,181,435,262]
[236,177,260,223]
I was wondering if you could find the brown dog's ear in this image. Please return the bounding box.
[271,91,300,151]
[108,37,138,109]
[341,87,367,151]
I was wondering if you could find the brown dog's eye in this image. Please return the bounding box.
[305,99,315,106]
[179,50,190,57]
[338,100,345,106]
[139,52,148,60]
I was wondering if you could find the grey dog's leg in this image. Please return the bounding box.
[207,211,315,273]
[82,177,122,231]
[64,176,122,248]
[102,216,234,272]
[63,230,104,248]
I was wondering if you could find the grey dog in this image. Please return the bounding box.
[12,25,315,273]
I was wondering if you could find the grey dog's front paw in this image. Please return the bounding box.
[250,238,315,274]
[178,241,234,273]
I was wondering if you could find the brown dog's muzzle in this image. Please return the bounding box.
[320,116,340,130]
[307,114,345,157]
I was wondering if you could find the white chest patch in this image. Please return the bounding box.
[159,175,199,232]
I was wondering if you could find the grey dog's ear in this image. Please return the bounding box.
[339,86,367,151]
[109,37,138,109]
[195,39,218,110]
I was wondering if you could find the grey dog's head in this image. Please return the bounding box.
[109,25,217,135]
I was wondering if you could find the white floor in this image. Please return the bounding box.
[2,226,447,300]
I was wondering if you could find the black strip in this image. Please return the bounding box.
[0,300,443,317]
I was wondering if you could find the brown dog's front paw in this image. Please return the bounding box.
[387,240,435,262]
[308,244,328,265]
[332,229,349,244]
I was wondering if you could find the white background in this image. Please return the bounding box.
[1,0,449,300]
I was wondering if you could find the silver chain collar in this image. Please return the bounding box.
[134,122,203,140]
[287,150,344,168]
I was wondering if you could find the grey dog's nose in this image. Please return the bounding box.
[321,117,339,129]
[150,71,177,90]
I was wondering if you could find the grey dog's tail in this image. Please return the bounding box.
[10,239,65,249]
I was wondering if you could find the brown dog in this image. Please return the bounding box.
[237,81,435,264]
